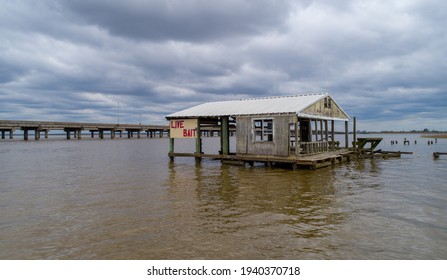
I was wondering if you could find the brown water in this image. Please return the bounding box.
[1,134,446,259]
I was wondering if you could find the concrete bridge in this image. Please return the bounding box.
[0,120,168,140]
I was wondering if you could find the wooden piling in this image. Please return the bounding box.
[195,118,202,162]
[434,152,447,159]
[344,121,349,149]
[353,116,357,151]
[169,138,175,162]
[221,116,230,155]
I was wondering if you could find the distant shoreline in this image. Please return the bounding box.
[420,134,447,139]
[364,131,447,138]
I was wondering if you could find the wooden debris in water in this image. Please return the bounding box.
[433,152,447,159]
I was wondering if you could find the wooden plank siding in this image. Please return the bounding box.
[236,115,297,157]
[301,96,349,120]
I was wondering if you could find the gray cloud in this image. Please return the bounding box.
[0,0,446,130]
[61,0,292,42]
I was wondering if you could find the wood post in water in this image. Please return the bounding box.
[331,120,335,149]
[169,138,175,162]
[344,121,349,149]
[221,116,230,155]
[195,118,202,162]
[353,116,357,151]
[434,152,447,159]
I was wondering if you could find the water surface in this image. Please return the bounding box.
[1,134,446,259]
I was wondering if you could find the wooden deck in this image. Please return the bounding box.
[169,149,355,170]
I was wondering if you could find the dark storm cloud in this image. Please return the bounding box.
[60,0,292,42]
[1,0,446,130]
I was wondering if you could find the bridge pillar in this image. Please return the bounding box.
[35,129,40,140]
[24,129,29,140]
[1,131,4,139]
[10,130,14,139]
[137,131,140,138]
[99,130,104,139]
[111,130,115,139]
[77,129,82,140]
[45,130,49,139]
[66,130,71,140]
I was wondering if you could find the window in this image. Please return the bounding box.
[253,118,273,142]
[324,97,332,109]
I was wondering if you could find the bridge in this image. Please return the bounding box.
[0,120,168,140]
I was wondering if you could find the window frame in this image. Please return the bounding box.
[252,118,274,142]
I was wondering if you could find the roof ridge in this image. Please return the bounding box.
[208,92,328,103]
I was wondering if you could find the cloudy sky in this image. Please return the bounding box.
[1,0,446,131]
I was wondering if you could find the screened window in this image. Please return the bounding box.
[253,118,273,142]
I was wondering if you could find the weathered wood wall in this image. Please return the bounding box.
[236,115,297,156]
[302,96,348,120]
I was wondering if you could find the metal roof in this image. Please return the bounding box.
[166,93,350,121]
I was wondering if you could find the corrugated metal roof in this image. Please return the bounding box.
[166,93,349,120]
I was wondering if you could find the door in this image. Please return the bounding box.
[300,119,311,142]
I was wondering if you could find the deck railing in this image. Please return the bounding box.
[299,141,329,155]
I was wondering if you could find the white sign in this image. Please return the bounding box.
[169,119,198,138]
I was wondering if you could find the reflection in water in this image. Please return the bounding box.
[166,161,347,258]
